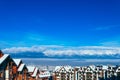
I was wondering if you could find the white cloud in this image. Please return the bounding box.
[2,46,45,54]
[2,45,120,56]
[43,47,120,56]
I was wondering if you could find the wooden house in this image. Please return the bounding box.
[0,51,17,80]
[27,66,39,80]
[17,63,28,80]
[39,70,51,80]
[13,59,23,80]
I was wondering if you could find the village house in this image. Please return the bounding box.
[17,63,28,80]
[13,59,23,80]
[27,66,40,80]
[0,50,17,80]
[39,69,51,80]
[116,66,120,80]
[0,50,42,80]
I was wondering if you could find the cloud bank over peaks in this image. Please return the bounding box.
[2,46,45,53]
[2,45,120,58]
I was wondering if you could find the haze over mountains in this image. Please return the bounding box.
[2,45,120,59]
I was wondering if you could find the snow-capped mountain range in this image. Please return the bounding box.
[2,45,120,59]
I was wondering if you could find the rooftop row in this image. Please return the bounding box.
[0,50,51,80]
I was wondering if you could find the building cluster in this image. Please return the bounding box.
[0,50,51,80]
[53,65,120,80]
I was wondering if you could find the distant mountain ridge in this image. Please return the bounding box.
[9,52,120,59]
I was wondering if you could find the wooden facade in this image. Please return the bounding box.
[0,50,41,80]
[0,54,17,80]
[39,70,51,80]
[17,64,28,80]
[27,66,40,80]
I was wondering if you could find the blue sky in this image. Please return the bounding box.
[0,0,120,48]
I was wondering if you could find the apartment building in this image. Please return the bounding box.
[53,65,120,80]
[53,66,74,80]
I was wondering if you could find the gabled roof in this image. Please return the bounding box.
[54,66,72,73]
[27,66,35,73]
[13,59,22,66]
[0,54,9,65]
[89,65,96,71]
[116,67,120,72]
[59,66,67,72]
[18,64,26,72]
[54,66,62,72]
[85,66,93,72]
[64,66,72,72]
[32,67,39,77]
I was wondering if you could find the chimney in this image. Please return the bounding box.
[0,50,4,58]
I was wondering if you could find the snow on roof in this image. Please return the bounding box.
[89,65,96,71]
[54,66,62,72]
[116,67,120,72]
[18,64,25,72]
[27,66,35,73]
[0,54,9,65]
[102,65,108,70]
[13,59,22,66]
[64,66,72,72]
[39,71,50,78]
[54,66,72,72]
[32,67,39,77]
[75,66,80,68]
